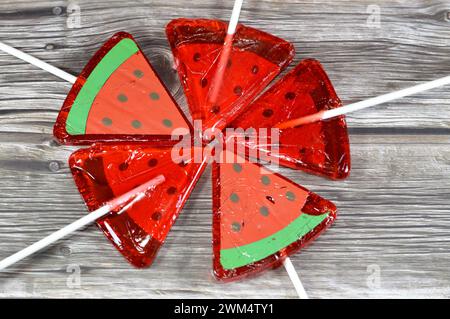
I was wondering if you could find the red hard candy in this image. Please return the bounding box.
[54,32,191,145]
[231,59,351,179]
[166,18,295,132]
[69,144,205,267]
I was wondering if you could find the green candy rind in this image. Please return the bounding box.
[220,212,329,270]
[66,38,139,135]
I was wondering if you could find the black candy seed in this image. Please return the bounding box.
[262,109,274,117]
[200,78,208,88]
[167,186,177,195]
[133,69,144,78]
[117,94,128,102]
[261,175,271,185]
[286,191,296,201]
[151,212,162,221]
[266,195,275,204]
[102,117,112,126]
[285,92,296,100]
[233,86,243,96]
[162,119,173,128]
[193,52,201,62]
[251,65,259,74]
[210,105,220,114]
[231,222,241,232]
[149,92,160,100]
[232,163,242,173]
[260,206,270,217]
[148,158,158,167]
[131,120,142,129]
[230,193,240,203]
[118,162,128,171]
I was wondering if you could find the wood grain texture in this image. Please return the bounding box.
[0,0,449,298]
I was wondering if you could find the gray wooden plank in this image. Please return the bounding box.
[0,0,449,298]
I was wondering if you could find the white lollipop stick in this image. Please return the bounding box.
[208,0,244,104]
[277,75,450,129]
[0,41,77,83]
[283,257,308,299]
[0,175,165,271]
[227,0,244,35]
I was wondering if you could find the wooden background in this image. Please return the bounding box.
[0,0,449,298]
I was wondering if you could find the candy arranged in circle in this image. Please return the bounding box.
[49,27,343,279]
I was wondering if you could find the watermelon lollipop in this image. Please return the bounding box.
[70,144,206,267]
[212,152,336,280]
[166,18,295,131]
[231,59,351,179]
[54,32,191,145]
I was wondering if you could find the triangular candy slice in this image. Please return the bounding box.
[230,59,351,179]
[212,152,337,281]
[69,144,206,267]
[166,18,294,131]
[54,32,191,145]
